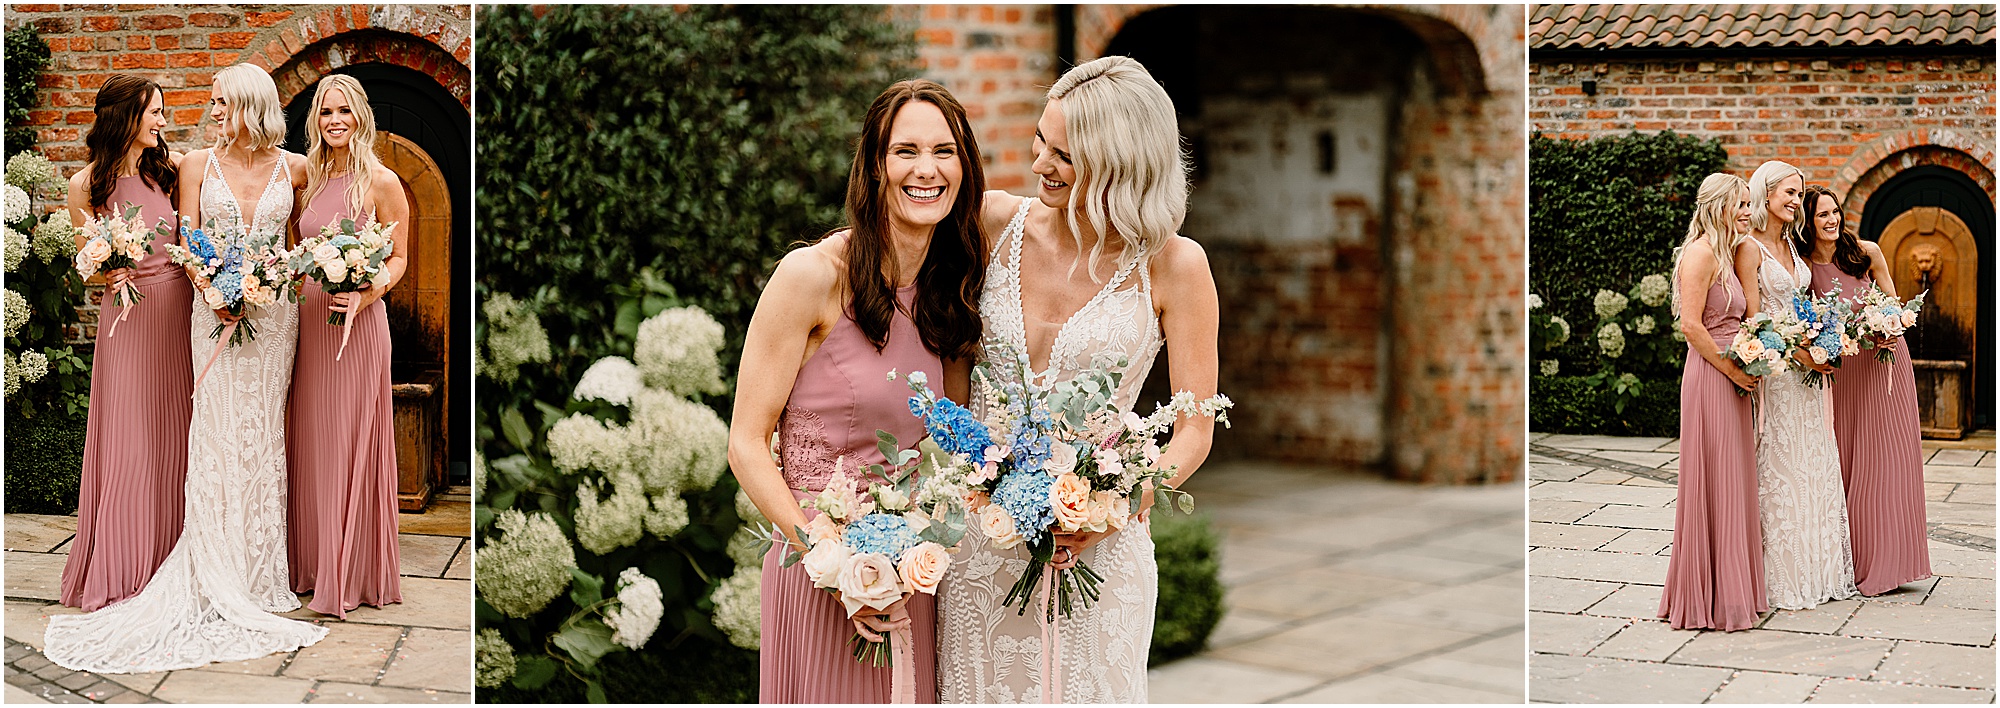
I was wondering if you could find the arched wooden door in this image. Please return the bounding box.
[376,133,453,508]
[1877,206,1980,437]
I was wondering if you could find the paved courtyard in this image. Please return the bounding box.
[1529,433,1995,703]
[2,489,473,704]
[1148,461,1525,703]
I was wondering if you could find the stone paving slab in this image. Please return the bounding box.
[3,496,472,705]
[1148,462,1523,703]
[1529,435,1995,704]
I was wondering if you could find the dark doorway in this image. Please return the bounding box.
[1858,165,1993,429]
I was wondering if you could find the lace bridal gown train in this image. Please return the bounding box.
[938,199,1161,703]
[43,154,325,673]
[1751,238,1858,609]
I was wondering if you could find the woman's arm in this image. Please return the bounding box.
[285,153,308,247]
[1861,241,1897,298]
[1677,243,1757,392]
[176,150,206,226]
[66,166,93,236]
[728,246,839,548]
[1733,238,1762,319]
[328,165,411,318]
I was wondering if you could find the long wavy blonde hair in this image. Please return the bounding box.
[1745,159,1803,233]
[1672,172,1747,318]
[302,75,384,222]
[210,63,287,151]
[1046,56,1189,274]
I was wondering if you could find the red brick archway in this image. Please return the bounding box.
[237,5,470,109]
[1835,131,1997,226]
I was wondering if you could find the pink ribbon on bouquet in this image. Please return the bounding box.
[336,311,357,361]
[1038,569,1062,704]
[104,282,139,338]
[191,320,236,395]
[890,620,915,704]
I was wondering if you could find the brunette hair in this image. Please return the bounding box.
[837,79,986,360]
[1792,184,1870,279]
[84,75,177,212]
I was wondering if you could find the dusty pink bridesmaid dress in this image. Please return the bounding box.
[286,173,401,617]
[761,285,941,704]
[1809,261,1931,595]
[1658,266,1768,631]
[59,175,195,611]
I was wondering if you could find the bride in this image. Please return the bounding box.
[1735,160,1857,610]
[937,56,1221,703]
[43,63,326,672]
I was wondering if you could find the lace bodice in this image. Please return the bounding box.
[978,198,1164,410]
[1753,237,1807,317]
[202,151,292,247]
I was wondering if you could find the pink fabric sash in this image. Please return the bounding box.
[191,320,236,394]
[1037,569,1061,704]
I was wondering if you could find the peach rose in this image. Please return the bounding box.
[803,513,841,546]
[896,541,950,595]
[1051,473,1092,531]
[78,238,113,267]
[837,553,903,617]
[201,287,225,309]
[800,539,851,589]
[978,504,1022,549]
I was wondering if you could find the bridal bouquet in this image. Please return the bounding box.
[162,216,294,388]
[71,203,153,337]
[1791,284,1853,388]
[288,217,396,360]
[960,344,1232,621]
[1849,286,1926,363]
[1722,312,1791,397]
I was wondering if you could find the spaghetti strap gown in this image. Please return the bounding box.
[287,173,401,617]
[759,285,941,704]
[1657,266,1767,631]
[1808,262,1930,595]
[60,175,195,611]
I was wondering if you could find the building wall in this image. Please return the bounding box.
[895,5,1056,193]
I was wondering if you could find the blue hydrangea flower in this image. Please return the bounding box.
[843,513,918,558]
[1813,324,1842,354]
[1757,331,1784,352]
[911,396,993,458]
[212,270,243,303]
[990,469,1054,534]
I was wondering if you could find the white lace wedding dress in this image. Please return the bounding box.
[937,198,1162,703]
[1751,238,1858,609]
[43,152,325,672]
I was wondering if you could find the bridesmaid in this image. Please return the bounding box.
[286,75,408,617]
[1658,172,1768,631]
[726,79,984,703]
[58,75,195,611]
[1797,184,1932,595]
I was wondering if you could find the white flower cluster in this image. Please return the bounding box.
[32,214,76,263]
[1633,315,1655,335]
[482,293,551,384]
[476,509,577,618]
[1635,274,1671,308]
[725,524,766,568]
[573,471,647,554]
[572,355,645,406]
[1596,322,1625,358]
[17,349,48,383]
[1546,315,1570,346]
[1617,373,1640,388]
[473,628,516,689]
[708,565,761,650]
[634,306,726,396]
[735,487,767,526]
[1593,289,1628,319]
[3,185,27,224]
[1539,360,1559,376]
[604,567,664,650]
[4,288,28,338]
[4,228,25,272]
[5,153,59,191]
[1527,293,1543,310]
[473,448,486,493]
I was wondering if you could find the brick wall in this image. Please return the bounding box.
[896,5,1056,193]
[1529,52,1996,192]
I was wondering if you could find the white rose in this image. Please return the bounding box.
[1098,490,1129,531]
[800,540,851,590]
[312,242,342,263]
[813,486,851,521]
[896,541,950,595]
[874,485,911,512]
[836,553,903,616]
[324,259,349,283]
[73,250,97,278]
[370,266,391,290]
[977,505,1022,549]
[202,287,225,309]
[1046,443,1078,476]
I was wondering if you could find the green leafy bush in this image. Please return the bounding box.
[1528,375,1679,437]
[6,25,51,158]
[6,151,90,420]
[1149,512,1225,665]
[4,407,84,514]
[1530,131,1727,374]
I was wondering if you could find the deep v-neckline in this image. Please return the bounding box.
[1752,234,1803,288]
[1005,199,1140,378]
[211,151,284,232]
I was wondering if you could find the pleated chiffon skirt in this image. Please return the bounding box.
[1659,353,1768,631]
[1830,342,1932,596]
[758,542,937,703]
[60,271,195,611]
[285,284,401,617]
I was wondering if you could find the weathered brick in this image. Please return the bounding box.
[208,31,255,49]
[134,14,184,30]
[244,10,293,28]
[186,12,236,28]
[111,52,167,69]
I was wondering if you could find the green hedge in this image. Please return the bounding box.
[480,632,756,704]
[475,4,914,419]
[5,25,51,158]
[1530,131,1727,372]
[5,408,84,515]
[1150,512,1225,665]
[1529,375,1679,437]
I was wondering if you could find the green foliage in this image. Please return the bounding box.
[5,26,51,158]
[1530,131,1727,372]
[1149,512,1225,665]
[4,407,84,514]
[480,633,756,704]
[475,4,915,417]
[1528,375,1679,437]
[7,155,90,420]
[1580,276,1683,414]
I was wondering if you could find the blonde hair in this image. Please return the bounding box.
[1673,172,1747,318]
[1046,56,1188,273]
[303,75,383,222]
[211,63,287,151]
[1745,159,1803,233]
